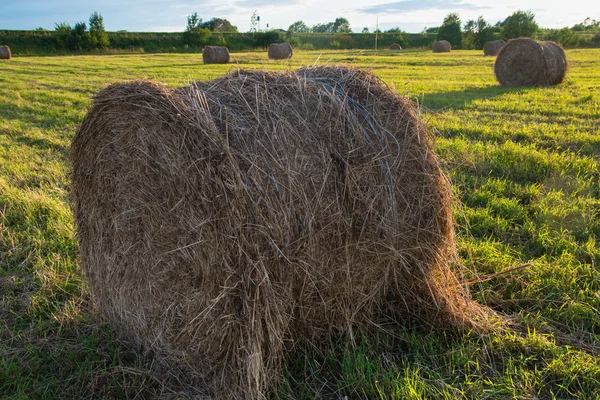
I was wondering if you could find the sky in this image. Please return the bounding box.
[0,0,598,33]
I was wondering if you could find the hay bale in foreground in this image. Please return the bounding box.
[202,45,229,64]
[432,40,451,53]
[483,40,505,56]
[389,43,402,50]
[0,46,11,60]
[268,42,293,59]
[494,38,567,86]
[72,66,490,399]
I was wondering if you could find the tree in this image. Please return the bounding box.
[332,17,351,33]
[288,21,310,33]
[463,16,494,49]
[386,27,402,33]
[89,12,109,48]
[312,22,333,33]
[55,22,72,49]
[437,13,462,48]
[71,21,92,50]
[200,17,237,32]
[501,10,538,39]
[361,27,369,33]
[184,12,211,45]
[546,28,580,48]
[312,18,352,33]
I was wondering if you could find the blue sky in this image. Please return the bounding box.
[0,0,597,33]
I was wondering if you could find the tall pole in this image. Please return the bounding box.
[375,15,379,53]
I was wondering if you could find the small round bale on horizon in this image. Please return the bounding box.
[494,38,567,86]
[0,45,11,60]
[432,40,451,53]
[389,43,402,50]
[202,45,229,64]
[483,40,505,56]
[268,42,293,60]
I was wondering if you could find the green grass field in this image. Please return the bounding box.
[1,49,599,399]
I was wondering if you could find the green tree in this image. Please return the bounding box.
[361,27,369,33]
[546,27,580,47]
[288,21,310,33]
[55,22,72,50]
[437,13,462,48]
[386,27,402,33]
[463,16,494,49]
[184,12,211,45]
[501,10,538,39]
[186,12,202,32]
[200,17,238,32]
[312,18,351,33]
[89,12,109,48]
[332,17,351,33]
[71,21,92,50]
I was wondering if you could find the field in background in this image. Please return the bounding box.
[1,49,599,398]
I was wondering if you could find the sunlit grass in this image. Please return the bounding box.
[1,49,599,398]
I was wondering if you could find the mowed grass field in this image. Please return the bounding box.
[1,49,599,398]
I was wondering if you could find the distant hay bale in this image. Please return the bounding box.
[72,66,491,399]
[0,46,11,60]
[268,42,293,60]
[202,45,229,64]
[483,40,505,56]
[389,43,402,50]
[432,40,451,53]
[494,38,567,86]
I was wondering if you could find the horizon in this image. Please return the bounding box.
[1,0,598,34]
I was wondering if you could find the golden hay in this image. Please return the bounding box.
[389,43,402,50]
[483,40,505,56]
[72,66,491,399]
[202,45,229,64]
[268,42,293,60]
[432,40,451,53]
[494,38,567,86]
[0,45,11,60]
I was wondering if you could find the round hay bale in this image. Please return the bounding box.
[494,38,567,86]
[268,42,293,60]
[0,45,11,60]
[432,40,451,53]
[72,66,490,399]
[483,40,505,56]
[202,45,229,64]
[389,43,402,50]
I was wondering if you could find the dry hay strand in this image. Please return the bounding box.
[72,66,493,399]
[483,40,505,56]
[202,46,230,64]
[432,40,451,53]
[389,43,402,50]
[494,38,567,86]
[0,45,11,60]
[268,42,293,60]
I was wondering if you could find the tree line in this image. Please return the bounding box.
[8,10,600,55]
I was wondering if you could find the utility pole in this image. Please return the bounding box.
[375,15,379,53]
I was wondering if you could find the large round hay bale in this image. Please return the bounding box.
[202,45,229,64]
[0,45,11,60]
[494,38,567,86]
[389,43,402,50]
[268,42,293,59]
[72,66,489,399]
[432,40,451,53]
[483,40,505,56]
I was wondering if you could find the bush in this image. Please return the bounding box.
[545,28,580,48]
[253,31,286,48]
